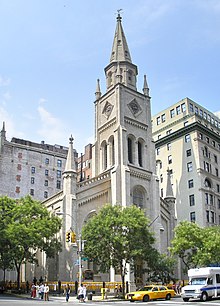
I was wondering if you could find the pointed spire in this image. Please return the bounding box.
[165,168,174,198]
[95,79,101,100]
[143,75,149,96]
[110,12,132,63]
[64,135,76,173]
[1,122,6,138]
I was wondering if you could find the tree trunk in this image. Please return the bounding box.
[16,264,21,290]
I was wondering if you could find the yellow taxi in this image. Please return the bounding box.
[125,285,175,302]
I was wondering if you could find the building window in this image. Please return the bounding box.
[214,155,218,163]
[161,114,166,122]
[187,162,193,172]
[44,180,48,186]
[184,121,189,127]
[210,194,214,205]
[199,109,203,117]
[216,168,219,177]
[31,167,36,174]
[212,140,216,147]
[217,184,220,193]
[57,159,62,167]
[160,174,163,183]
[57,180,61,189]
[189,194,195,206]
[170,109,175,118]
[167,143,171,151]
[199,133,203,140]
[18,152,22,159]
[17,164,22,170]
[211,211,215,223]
[45,158,49,164]
[57,170,62,178]
[181,103,186,112]
[218,199,220,209]
[138,141,143,167]
[176,105,181,115]
[189,103,194,112]
[188,179,194,188]
[156,116,161,125]
[168,155,172,164]
[166,129,172,135]
[44,191,48,198]
[195,106,198,114]
[156,148,160,155]
[16,186,20,193]
[206,137,209,143]
[185,134,190,143]
[186,149,191,157]
[133,187,144,209]
[16,175,21,182]
[205,193,209,204]
[190,212,196,222]
[128,137,133,164]
[161,188,163,198]
[206,211,209,223]
[204,112,207,120]
[45,169,49,176]
[31,177,35,184]
[30,189,34,196]
[204,162,210,172]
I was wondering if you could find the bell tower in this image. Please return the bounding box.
[92,13,160,231]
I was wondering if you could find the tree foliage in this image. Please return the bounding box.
[0,195,62,288]
[170,221,220,271]
[82,204,161,295]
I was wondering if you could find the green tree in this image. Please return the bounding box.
[170,221,220,271]
[0,195,62,289]
[82,204,159,296]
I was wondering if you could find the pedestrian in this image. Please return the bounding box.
[78,283,84,302]
[39,283,44,299]
[65,284,71,302]
[31,283,36,298]
[83,284,87,302]
[35,283,40,299]
[44,283,49,301]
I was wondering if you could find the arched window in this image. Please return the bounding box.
[133,186,145,209]
[101,141,108,170]
[128,137,133,164]
[204,178,212,188]
[108,136,115,166]
[138,140,143,167]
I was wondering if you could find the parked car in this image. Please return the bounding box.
[125,285,175,302]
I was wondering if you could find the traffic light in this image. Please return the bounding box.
[71,232,76,243]
[66,232,70,242]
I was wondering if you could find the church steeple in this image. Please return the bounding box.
[104,12,138,91]
[110,12,132,63]
[64,135,76,173]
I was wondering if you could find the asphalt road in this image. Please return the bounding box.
[1,294,220,306]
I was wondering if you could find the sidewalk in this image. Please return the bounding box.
[5,291,123,302]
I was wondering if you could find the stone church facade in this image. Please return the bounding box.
[39,14,176,288]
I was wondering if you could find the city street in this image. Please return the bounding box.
[2,294,220,306]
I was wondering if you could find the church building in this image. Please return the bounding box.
[40,13,176,288]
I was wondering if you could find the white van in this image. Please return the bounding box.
[181,267,220,302]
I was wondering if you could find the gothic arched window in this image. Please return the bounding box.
[133,186,145,209]
[128,137,133,164]
[138,139,144,167]
[108,136,115,166]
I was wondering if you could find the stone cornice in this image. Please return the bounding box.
[124,116,148,130]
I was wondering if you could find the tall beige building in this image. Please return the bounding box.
[152,97,220,227]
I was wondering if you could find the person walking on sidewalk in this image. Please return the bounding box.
[83,284,87,302]
[44,283,49,301]
[65,284,71,302]
[78,284,84,303]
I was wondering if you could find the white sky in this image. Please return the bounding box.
[0,0,220,153]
